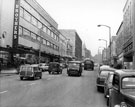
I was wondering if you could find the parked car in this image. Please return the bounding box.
[39,63,49,72]
[19,64,42,80]
[104,72,114,98]
[67,61,82,76]
[108,69,135,107]
[96,66,115,92]
[48,62,62,74]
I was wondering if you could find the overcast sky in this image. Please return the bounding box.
[36,0,127,56]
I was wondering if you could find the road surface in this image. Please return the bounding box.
[0,68,107,107]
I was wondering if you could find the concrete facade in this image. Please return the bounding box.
[123,0,135,69]
[0,0,62,67]
[59,30,82,60]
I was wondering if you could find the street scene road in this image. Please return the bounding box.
[0,68,106,107]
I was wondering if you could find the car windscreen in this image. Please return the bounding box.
[122,77,135,89]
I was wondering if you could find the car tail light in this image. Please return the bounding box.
[120,102,127,107]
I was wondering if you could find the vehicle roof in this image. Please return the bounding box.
[68,61,82,63]
[21,64,39,67]
[114,69,135,77]
[49,62,59,64]
[100,65,115,71]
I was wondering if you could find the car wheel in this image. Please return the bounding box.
[97,86,100,92]
[40,76,42,79]
[68,73,70,76]
[20,77,23,80]
[49,71,51,74]
[107,98,109,106]
[32,76,35,80]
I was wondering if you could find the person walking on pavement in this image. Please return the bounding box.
[0,60,2,73]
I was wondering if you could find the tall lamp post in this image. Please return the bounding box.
[97,24,111,65]
[98,47,105,64]
[98,39,107,61]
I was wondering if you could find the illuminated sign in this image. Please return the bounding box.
[12,0,20,48]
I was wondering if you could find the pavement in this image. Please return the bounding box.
[0,68,18,77]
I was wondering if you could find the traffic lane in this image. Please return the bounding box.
[0,71,61,92]
[0,69,107,107]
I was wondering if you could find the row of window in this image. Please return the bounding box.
[19,26,59,51]
[20,7,59,41]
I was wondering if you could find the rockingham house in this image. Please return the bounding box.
[0,0,71,67]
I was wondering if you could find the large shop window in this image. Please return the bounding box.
[24,10,31,22]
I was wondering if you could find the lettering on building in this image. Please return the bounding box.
[12,0,20,48]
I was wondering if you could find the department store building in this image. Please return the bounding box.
[0,0,60,67]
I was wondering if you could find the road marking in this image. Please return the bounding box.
[28,83,36,86]
[0,90,8,94]
[46,78,52,80]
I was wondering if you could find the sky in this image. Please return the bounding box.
[36,0,127,56]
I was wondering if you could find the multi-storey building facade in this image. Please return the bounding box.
[0,0,60,67]
[59,30,82,60]
[116,22,124,67]
[59,32,73,61]
[123,0,135,69]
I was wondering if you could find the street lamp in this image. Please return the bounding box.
[97,24,111,65]
[98,39,107,61]
[98,47,105,64]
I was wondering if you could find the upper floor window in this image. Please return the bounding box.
[23,28,30,37]
[37,36,40,41]
[38,21,42,29]
[43,39,47,45]
[32,16,37,26]
[24,10,31,22]
[20,7,24,17]
[43,25,47,33]
[47,41,50,46]
[31,32,36,40]
[19,26,23,36]
[47,29,50,35]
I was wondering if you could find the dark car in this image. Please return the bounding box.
[67,61,82,76]
[96,66,115,92]
[108,69,135,107]
[48,62,62,74]
[19,64,42,80]
[104,72,114,99]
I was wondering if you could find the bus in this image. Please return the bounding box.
[84,59,94,70]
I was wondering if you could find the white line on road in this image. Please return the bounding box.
[0,90,8,94]
[28,83,36,86]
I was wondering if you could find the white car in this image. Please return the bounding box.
[39,63,49,72]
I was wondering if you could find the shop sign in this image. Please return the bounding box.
[12,0,20,48]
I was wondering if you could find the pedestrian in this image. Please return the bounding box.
[0,60,2,73]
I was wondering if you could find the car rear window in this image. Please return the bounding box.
[100,71,112,76]
[21,66,27,71]
[68,63,80,67]
[122,77,135,89]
